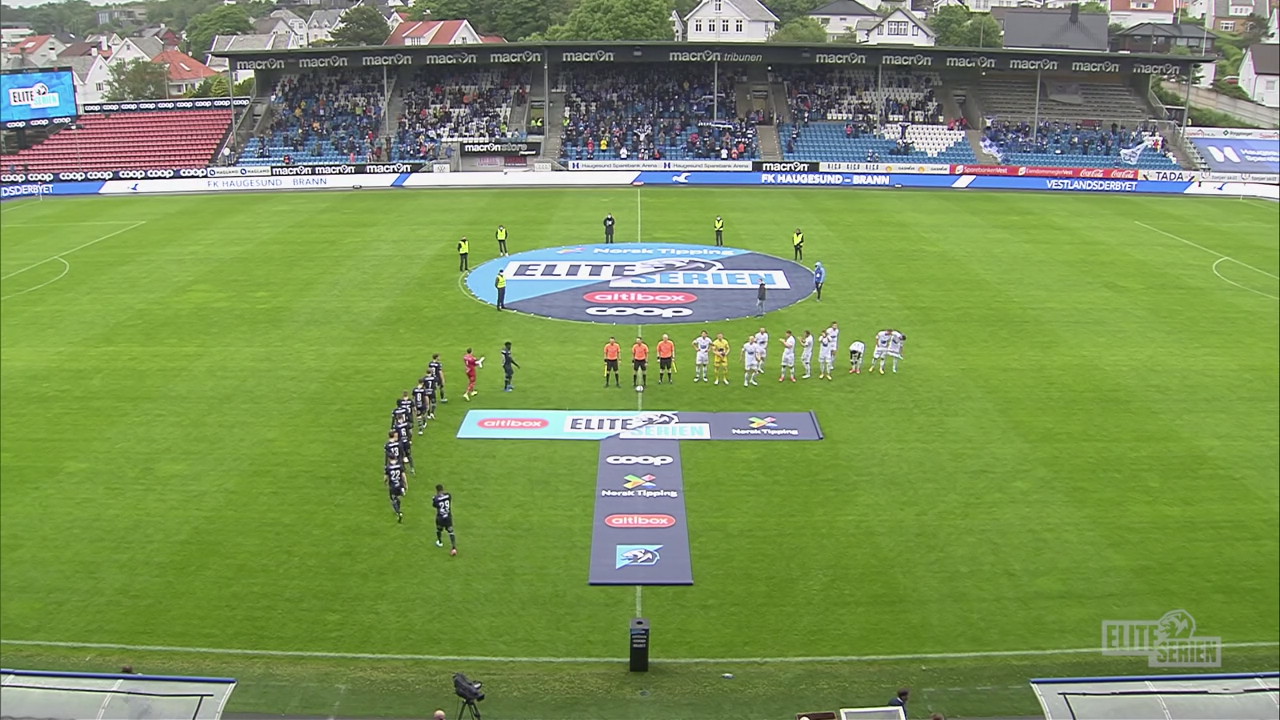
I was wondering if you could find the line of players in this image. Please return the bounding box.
[604,325,907,388]
[384,353,459,555]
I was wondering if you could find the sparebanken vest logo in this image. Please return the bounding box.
[465,243,815,324]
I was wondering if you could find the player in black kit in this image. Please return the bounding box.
[412,381,429,434]
[385,430,405,465]
[433,484,457,555]
[391,405,415,475]
[429,354,447,403]
[386,456,407,522]
[420,371,438,420]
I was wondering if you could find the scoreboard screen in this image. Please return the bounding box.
[2,69,78,128]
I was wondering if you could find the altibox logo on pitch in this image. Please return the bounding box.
[584,291,698,304]
[1102,609,1222,668]
[477,417,550,429]
[605,514,677,528]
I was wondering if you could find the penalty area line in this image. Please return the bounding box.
[2,639,1276,665]
[1135,221,1279,280]
[1,220,146,280]
[1,257,69,301]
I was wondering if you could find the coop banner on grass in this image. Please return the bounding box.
[589,436,692,585]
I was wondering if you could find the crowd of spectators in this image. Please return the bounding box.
[558,65,762,161]
[392,68,529,161]
[258,72,385,163]
[982,119,1169,160]
[785,68,943,135]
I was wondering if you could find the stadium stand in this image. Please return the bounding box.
[391,67,530,162]
[1,109,232,172]
[556,65,762,161]
[239,71,386,165]
[779,67,974,164]
[974,74,1180,168]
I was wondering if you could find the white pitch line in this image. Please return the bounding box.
[635,586,643,616]
[1,257,69,301]
[1,638,1275,665]
[0,200,41,215]
[1,220,146,280]
[636,186,642,243]
[1135,221,1280,280]
[1,221,148,227]
[1213,257,1280,301]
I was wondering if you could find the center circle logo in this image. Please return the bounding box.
[465,243,815,324]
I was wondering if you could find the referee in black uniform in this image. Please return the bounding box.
[604,213,615,243]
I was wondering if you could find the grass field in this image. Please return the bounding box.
[1,188,1277,719]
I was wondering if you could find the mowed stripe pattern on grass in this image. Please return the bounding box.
[1,189,1276,719]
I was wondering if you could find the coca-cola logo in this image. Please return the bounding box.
[1078,168,1105,178]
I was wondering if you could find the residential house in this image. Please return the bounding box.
[1208,0,1271,33]
[1239,42,1279,105]
[110,36,164,66]
[152,49,220,96]
[683,0,779,43]
[999,6,1110,50]
[138,25,181,50]
[1,25,35,54]
[208,33,297,81]
[859,9,937,44]
[1108,0,1176,27]
[95,5,147,28]
[76,55,113,104]
[4,34,67,70]
[306,9,345,45]
[1110,22,1217,51]
[480,34,506,42]
[385,19,483,45]
[807,0,879,41]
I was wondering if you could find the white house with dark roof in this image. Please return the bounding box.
[306,9,346,45]
[683,0,779,42]
[1240,42,1279,107]
[1108,0,1176,27]
[1207,0,1271,33]
[859,8,937,44]
[807,0,879,39]
[208,33,298,82]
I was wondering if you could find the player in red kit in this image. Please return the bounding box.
[463,348,483,400]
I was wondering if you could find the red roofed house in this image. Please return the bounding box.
[4,34,67,70]
[1109,0,1177,28]
[385,19,483,46]
[152,49,219,97]
[480,35,507,43]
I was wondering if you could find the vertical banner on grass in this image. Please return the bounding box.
[589,436,693,585]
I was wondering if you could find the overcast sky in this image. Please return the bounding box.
[4,0,119,8]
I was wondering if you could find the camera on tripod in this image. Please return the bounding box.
[453,673,484,719]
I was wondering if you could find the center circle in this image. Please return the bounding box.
[465,243,814,324]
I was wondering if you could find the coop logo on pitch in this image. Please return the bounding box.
[1102,610,1222,667]
[605,455,675,466]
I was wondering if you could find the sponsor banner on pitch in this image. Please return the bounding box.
[951,165,1141,179]
[457,410,822,441]
[465,243,814,324]
[589,436,692,585]
[456,410,704,441]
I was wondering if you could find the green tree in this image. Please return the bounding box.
[768,16,827,42]
[1078,1,1108,12]
[105,57,169,101]
[330,5,392,45]
[545,0,675,41]
[234,76,255,97]
[958,12,1002,47]
[28,0,98,36]
[184,73,229,98]
[495,0,556,40]
[927,5,971,45]
[1241,13,1272,43]
[185,4,251,58]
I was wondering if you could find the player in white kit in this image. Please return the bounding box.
[887,330,906,373]
[849,340,865,374]
[800,330,814,379]
[754,327,769,371]
[871,329,891,374]
[778,330,797,382]
[817,328,834,380]
[742,336,760,386]
[692,331,712,382]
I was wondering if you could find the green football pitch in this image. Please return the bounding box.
[1,188,1277,719]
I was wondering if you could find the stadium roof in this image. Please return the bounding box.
[1114,22,1218,38]
[1002,8,1109,51]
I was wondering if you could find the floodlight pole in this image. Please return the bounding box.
[713,58,719,122]
[1032,67,1042,143]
